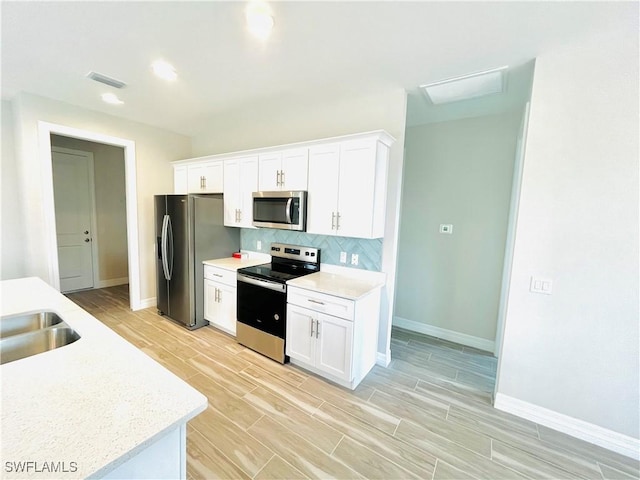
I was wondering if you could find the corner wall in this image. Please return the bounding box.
[496,25,639,455]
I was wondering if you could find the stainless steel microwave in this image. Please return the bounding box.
[252,191,307,231]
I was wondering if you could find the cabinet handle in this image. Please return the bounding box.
[310,317,314,337]
[203,176,207,189]
[213,273,223,278]
[218,288,222,303]
[331,212,336,230]
[315,319,320,339]
[238,209,242,222]
[307,299,325,306]
[280,169,285,187]
[276,170,281,187]
[336,212,341,230]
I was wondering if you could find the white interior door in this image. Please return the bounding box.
[52,149,96,292]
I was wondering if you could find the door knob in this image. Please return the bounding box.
[84,238,90,243]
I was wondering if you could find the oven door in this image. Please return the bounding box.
[236,274,287,338]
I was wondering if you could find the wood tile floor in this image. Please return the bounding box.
[66,285,640,480]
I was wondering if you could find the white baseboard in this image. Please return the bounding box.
[376,351,391,367]
[133,297,157,311]
[96,277,129,289]
[393,316,495,353]
[495,393,640,460]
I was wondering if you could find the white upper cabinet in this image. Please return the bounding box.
[173,165,188,194]
[308,135,391,239]
[258,148,308,191]
[186,161,224,193]
[223,155,258,228]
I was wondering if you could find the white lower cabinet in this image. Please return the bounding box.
[286,285,380,389]
[204,265,237,335]
[286,305,353,381]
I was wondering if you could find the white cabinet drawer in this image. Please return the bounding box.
[204,265,236,286]
[288,286,354,321]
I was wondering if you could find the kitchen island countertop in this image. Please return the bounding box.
[0,277,207,479]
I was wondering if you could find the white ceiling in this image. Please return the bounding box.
[1,1,635,136]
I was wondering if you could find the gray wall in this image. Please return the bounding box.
[496,26,639,441]
[1,100,26,279]
[50,135,129,285]
[395,111,520,344]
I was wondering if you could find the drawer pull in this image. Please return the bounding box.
[213,273,223,278]
[307,299,325,305]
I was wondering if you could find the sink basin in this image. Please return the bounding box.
[0,311,64,338]
[0,326,81,365]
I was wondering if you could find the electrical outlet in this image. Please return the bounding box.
[256,240,262,251]
[351,253,359,266]
[340,251,347,263]
[439,224,453,234]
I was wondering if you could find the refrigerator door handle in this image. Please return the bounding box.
[167,215,174,280]
[161,214,172,280]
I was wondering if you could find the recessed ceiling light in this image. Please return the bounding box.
[246,1,274,41]
[420,66,508,105]
[151,59,177,81]
[101,93,124,105]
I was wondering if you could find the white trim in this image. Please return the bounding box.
[376,351,391,367]
[393,316,495,353]
[136,297,157,310]
[96,277,129,289]
[37,122,141,311]
[51,146,100,290]
[494,393,640,460]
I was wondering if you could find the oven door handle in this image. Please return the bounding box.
[237,274,286,293]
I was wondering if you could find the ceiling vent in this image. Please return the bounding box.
[420,66,507,105]
[86,71,126,89]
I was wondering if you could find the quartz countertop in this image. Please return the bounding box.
[0,277,207,479]
[287,271,384,300]
[203,255,269,271]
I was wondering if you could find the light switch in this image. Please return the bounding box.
[439,224,453,234]
[530,277,553,295]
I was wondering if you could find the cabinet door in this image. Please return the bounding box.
[204,279,218,322]
[173,166,187,194]
[216,283,237,335]
[316,313,353,381]
[187,165,205,192]
[307,144,340,235]
[202,162,223,193]
[238,156,258,227]
[336,139,378,238]
[286,305,315,366]
[223,159,241,227]
[258,152,282,191]
[281,148,309,190]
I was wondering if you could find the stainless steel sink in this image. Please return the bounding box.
[0,326,81,365]
[0,311,64,338]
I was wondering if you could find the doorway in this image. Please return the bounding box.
[37,121,142,310]
[51,140,130,293]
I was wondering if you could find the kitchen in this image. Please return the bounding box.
[1,1,638,479]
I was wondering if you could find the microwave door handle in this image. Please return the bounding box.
[285,198,293,224]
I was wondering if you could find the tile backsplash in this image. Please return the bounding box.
[240,229,382,271]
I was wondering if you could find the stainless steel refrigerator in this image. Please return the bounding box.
[155,194,240,330]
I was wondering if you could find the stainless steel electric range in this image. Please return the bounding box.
[236,243,320,363]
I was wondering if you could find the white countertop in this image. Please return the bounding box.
[287,271,384,300]
[203,254,270,271]
[0,277,207,479]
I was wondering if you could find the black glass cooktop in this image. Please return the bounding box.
[237,262,318,284]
